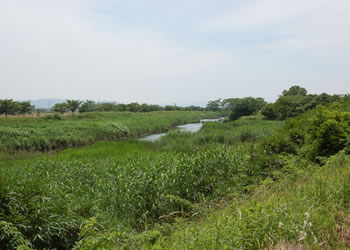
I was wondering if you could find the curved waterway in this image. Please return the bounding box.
[139,117,225,142]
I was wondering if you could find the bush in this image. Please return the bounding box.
[302,105,350,160]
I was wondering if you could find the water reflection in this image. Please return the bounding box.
[139,117,225,142]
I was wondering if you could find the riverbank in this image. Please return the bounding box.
[0,111,218,152]
[0,115,282,249]
[139,117,226,142]
[2,104,350,249]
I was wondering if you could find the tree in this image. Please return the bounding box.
[66,100,83,114]
[97,102,117,112]
[18,101,35,116]
[0,99,18,117]
[229,97,266,121]
[282,85,307,96]
[222,98,240,111]
[273,95,318,120]
[261,103,277,120]
[79,100,97,113]
[127,102,140,112]
[53,103,68,115]
[206,99,222,112]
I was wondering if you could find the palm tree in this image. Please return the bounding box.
[66,100,83,114]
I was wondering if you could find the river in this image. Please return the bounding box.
[139,117,225,142]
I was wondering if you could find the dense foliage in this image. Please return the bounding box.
[78,100,205,113]
[261,86,349,120]
[228,97,266,121]
[0,100,34,117]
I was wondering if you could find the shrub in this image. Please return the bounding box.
[302,105,350,160]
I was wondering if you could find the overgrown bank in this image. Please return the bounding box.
[1,101,350,249]
[0,116,281,249]
[0,111,217,152]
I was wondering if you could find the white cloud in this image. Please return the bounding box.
[0,0,349,103]
[203,0,350,49]
[0,0,241,103]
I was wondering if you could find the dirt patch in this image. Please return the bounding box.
[271,241,307,250]
[337,211,350,248]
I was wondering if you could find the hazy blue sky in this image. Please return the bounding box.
[1,0,349,104]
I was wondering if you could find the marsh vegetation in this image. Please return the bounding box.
[1,89,350,249]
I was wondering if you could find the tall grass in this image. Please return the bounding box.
[0,144,261,249]
[0,116,282,249]
[152,151,350,249]
[155,115,282,153]
[0,111,217,152]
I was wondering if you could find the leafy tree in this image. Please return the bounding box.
[206,99,222,112]
[302,104,350,160]
[273,95,318,120]
[282,85,307,96]
[0,99,18,117]
[97,103,117,112]
[18,101,35,116]
[261,103,277,120]
[66,100,83,114]
[222,98,240,111]
[79,100,97,113]
[164,105,179,111]
[53,103,68,115]
[127,102,140,112]
[229,97,266,121]
[316,93,341,105]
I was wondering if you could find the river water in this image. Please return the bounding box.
[139,117,225,142]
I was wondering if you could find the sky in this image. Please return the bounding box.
[1,0,349,105]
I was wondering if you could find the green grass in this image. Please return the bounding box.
[2,108,349,249]
[0,116,282,249]
[154,115,282,153]
[148,151,350,249]
[0,111,217,152]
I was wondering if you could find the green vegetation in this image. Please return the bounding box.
[261,85,350,120]
[0,100,35,117]
[205,85,349,121]
[152,151,350,249]
[0,111,217,152]
[228,97,266,121]
[1,96,350,249]
[0,115,282,249]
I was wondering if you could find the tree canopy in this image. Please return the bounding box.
[282,85,307,96]
[229,97,266,121]
[0,99,18,117]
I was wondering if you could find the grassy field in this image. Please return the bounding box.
[0,115,282,249]
[1,103,350,249]
[150,151,350,249]
[0,111,217,152]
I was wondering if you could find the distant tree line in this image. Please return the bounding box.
[205,85,350,121]
[0,99,208,117]
[2,86,348,119]
[0,99,35,117]
[51,100,206,114]
[261,86,350,120]
[205,97,267,120]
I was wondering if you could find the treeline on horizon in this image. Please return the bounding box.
[207,85,350,121]
[0,99,207,117]
[0,85,349,118]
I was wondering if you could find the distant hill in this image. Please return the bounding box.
[27,99,65,109]
[162,101,208,108]
[23,99,209,109]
